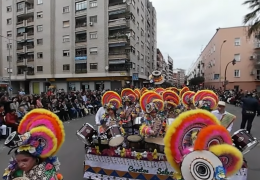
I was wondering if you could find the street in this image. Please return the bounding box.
[0,105,259,180]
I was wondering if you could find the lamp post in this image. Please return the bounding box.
[0,35,12,96]
[220,40,227,84]
[223,59,236,91]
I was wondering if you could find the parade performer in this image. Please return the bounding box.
[181,91,196,110]
[99,91,122,134]
[139,91,164,137]
[3,109,65,180]
[193,90,218,111]
[162,90,180,118]
[212,101,236,132]
[120,88,137,123]
[164,109,243,180]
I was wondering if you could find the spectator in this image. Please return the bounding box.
[5,109,19,131]
[10,97,19,111]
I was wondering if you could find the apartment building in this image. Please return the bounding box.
[173,68,185,87]
[156,48,163,71]
[162,59,168,82]
[188,26,260,91]
[0,0,157,93]
[168,55,174,83]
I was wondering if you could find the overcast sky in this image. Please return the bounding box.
[150,0,250,70]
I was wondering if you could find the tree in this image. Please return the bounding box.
[189,76,205,86]
[243,0,260,38]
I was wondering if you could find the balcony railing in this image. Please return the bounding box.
[27,71,35,75]
[75,23,87,28]
[75,38,87,43]
[27,58,34,62]
[17,59,24,63]
[75,69,87,73]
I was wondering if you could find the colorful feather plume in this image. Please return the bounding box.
[101,91,121,106]
[194,125,232,151]
[162,90,180,105]
[181,91,195,107]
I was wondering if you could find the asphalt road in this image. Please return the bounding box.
[0,105,259,180]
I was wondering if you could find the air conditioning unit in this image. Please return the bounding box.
[89,22,93,26]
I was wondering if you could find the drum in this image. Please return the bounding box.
[144,138,158,152]
[232,129,259,154]
[76,123,97,146]
[93,135,109,151]
[152,137,165,153]
[127,135,143,150]
[133,117,143,129]
[106,125,124,147]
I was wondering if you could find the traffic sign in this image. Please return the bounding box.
[132,73,139,81]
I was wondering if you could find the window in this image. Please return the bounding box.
[37,11,43,18]
[132,0,135,6]
[75,1,87,11]
[137,8,139,15]
[7,43,12,49]
[37,0,43,5]
[7,18,12,25]
[234,54,240,62]
[37,52,43,58]
[17,3,24,11]
[141,67,144,73]
[141,2,144,10]
[141,41,144,48]
[7,31,12,37]
[63,20,70,28]
[89,47,97,54]
[234,70,240,77]
[141,54,144,60]
[37,39,43,45]
[63,6,70,13]
[213,44,215,52]
[141,15,144,23]
[213,74,219,80]
[7,6,12,12]
[90,32,97,39]
[63,50,70,57]
[89,16,97,23]
[37,66,43,72]
[63,35,70,42]
[137,22,139,29]
[37,25,43,32]
[90,63,98,70]
[234,38,240,46]
[90,1,97,8]
[7,56,12,62]
[141,28,144,36]
[63,64,70,71]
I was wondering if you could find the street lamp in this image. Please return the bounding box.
[223,59,236,91]
[220,40,227,83]
[0,35,12,95]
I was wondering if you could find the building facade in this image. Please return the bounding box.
[156,48,163,71]
[0,0,157,93]
[173,68,185,87]
[167,55,173,83]
[188,26,260,91]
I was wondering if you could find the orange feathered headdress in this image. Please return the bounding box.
[155,87,165,96]
[193,90,218,110]
[139,91,164,112]
[121,88,137,103]
[166,87,179,94]
[162,90,180,106]
[134,89,141,100]
[102,91,122,109]
[181,91,195,107]
[179,86,189,97]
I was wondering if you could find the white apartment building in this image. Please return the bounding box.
[167,55,173,83]
[0,0,157,93]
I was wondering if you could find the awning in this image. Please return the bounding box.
[109,42,126,47]
[109,59,126,65]
[75,56,87,60]
[109,9,126,15]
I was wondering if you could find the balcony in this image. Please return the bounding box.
[17,46,26,53]
[108,35,128,43]
[75,69,87,74]
[26,6,34,14]
[109,52,129,60]
[17,8,26,16]
[27,31,34,39]
[26,44,34,52]
[16,20,26,28]
[108,18,128,28]
[17,33,26,41]
[75,23,87,32]
[75,55,87,61]
[27,71,35,76]
[27,57,34,62]
[26,18,34,26]
[17,59,25,65]
[75,9,87,17]
[108,2,126,11]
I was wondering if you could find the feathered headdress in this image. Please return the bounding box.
[140,91,164,113]
[193,90,218,110]
[179,86,189,97]
[164,109,243,179]
[102,91,122,110]
[162,90,180,109]
[121,88,137,104]
[3,109,65,179]
[166,87,179,95]
[181,91,195,108]
[134,89,141,100]
[155,87,165,96]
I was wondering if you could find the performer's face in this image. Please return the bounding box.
[15,153,37,172]
[125,101,130,106]
[217,105,225,113]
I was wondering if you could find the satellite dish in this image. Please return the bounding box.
[105,66,109,70]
